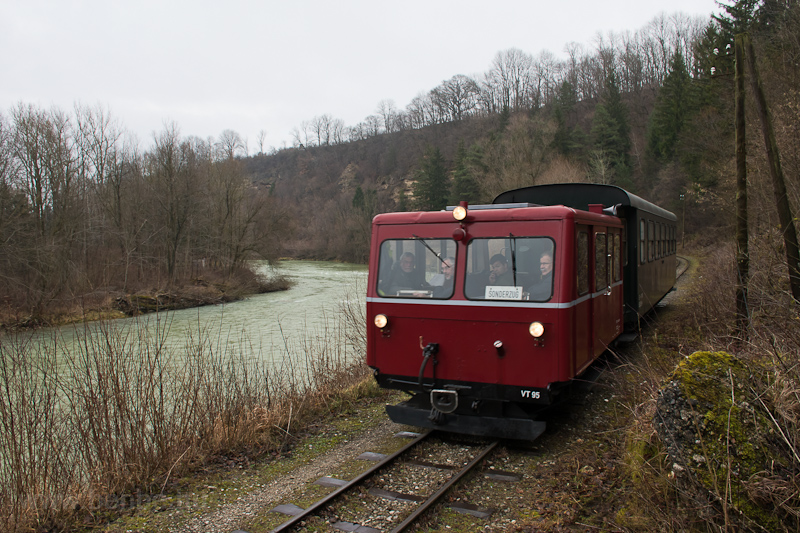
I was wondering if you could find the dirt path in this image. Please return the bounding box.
[168,418,403,533]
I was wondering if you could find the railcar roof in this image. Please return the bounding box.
[372,204,619,225]
[493,183,677,222]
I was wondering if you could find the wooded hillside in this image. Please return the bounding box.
[245,1,800,266]
[2,0,799,321]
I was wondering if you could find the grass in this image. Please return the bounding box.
[600,245,800,531]
[0,277,370,533]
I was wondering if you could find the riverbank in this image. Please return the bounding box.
[0,269,294,332]
[0,275,368,533]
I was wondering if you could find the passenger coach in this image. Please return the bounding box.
[366,184,677,440]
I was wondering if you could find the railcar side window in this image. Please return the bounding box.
[656,223,662,258]
[465,237,555,301]
[639,219,646,264]
[577,231,589,296]
[377,239,456,298]
[595,233,608,292]
[670,226,674,254]
[613,233,622,282]
[648,220,655,262]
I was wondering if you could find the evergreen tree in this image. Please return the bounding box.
[352,185,365,211]
[552,81,582,157]
[702,0,770,77]
[396,190,409,212]
[714,0,765,38]
[413,145,449,211]
[498,106,511,131]
[603,72,631,161]
[450,141,481,204]
[590,72,631,183]
[646,49,693,164]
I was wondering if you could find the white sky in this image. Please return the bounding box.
[1,0,721,152]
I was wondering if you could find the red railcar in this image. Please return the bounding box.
[366,184,676,439]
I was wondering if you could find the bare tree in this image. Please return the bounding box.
[217,129,246,160]
[405,93,431,129]
[364,115,382,137]
[330,117,346,145]
[431,75,481,121]
[376,100,398,133]
[533,51,562,106]
[148,123,195,280]
[486,48,535,111]
[256,129,267,154]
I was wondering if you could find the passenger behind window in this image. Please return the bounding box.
[429,256,455,298]
[527,251,553,301]
[488,254,513,286]
[385,252,429,295]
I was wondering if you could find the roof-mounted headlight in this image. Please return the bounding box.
[452,202,468,221]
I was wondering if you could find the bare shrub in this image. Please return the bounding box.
[0,281,370,531]
[338,274,367,355]
[612,242,800,531]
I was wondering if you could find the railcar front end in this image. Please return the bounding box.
[366,203,625,440]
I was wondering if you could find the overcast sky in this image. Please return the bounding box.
[1,0,721,152]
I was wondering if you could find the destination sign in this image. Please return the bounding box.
[484,286,523,300]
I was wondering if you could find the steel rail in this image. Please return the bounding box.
[269,430,433,533]
[389,440,499,533]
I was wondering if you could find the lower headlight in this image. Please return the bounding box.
[374,314,388,329]
[529,321,545,338]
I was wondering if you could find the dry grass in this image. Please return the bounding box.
[0,279,369,532]
[608,245,800,531]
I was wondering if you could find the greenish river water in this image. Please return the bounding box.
[18,260,368,368]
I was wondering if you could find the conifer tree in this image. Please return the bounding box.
[450,141,481,204]
[352,185,365,210]
[552,81,584,157]
[413,145,449,211]
[591,73,631,182]
[396,190,409,212]
[647,49,693,164]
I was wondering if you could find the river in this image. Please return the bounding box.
[16,260,368,370]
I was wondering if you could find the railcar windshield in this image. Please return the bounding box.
[465,237,555,301]
[377,239,457,298]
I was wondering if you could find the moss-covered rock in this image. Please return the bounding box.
[655,351,794,531]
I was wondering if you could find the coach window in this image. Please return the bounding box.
[595,233,608,292]
[613,233,622,282]
[648,220,655,262]
[577,231,589,296]
[639,219,646,264]
[657,222,662,258]
[664,226,672,255]
[465,236,555,301]
[376,238,457,298]
[669,226,674,254]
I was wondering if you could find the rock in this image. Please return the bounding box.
[654,351,794,532]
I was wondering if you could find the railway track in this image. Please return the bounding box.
[255,430,509,533]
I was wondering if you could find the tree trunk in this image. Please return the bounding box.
[743,33,800,303]
[734,34,749,336]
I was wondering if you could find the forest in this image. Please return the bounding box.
[1,0,799,325]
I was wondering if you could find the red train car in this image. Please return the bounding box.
[366,184,676,439]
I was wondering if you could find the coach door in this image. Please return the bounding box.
[574,227,592,372]
[591,227,623,359]
[592,228,614,358]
